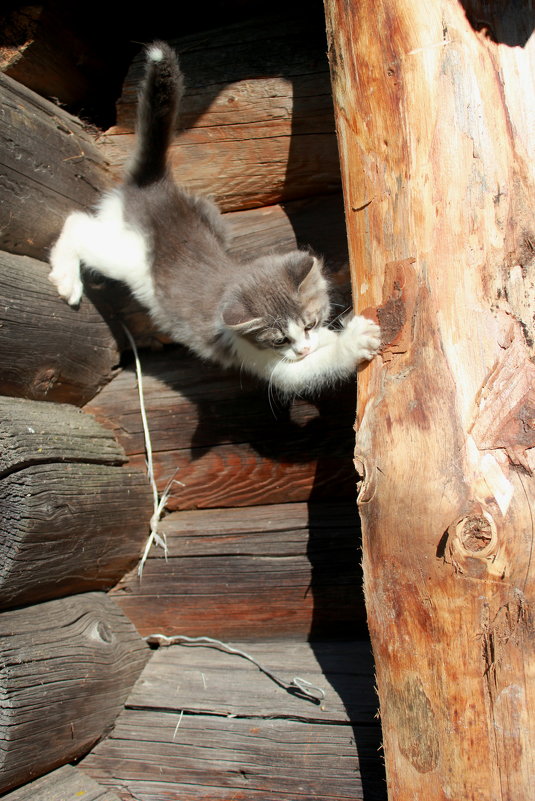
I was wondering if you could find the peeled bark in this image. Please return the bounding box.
[325,0,535,798]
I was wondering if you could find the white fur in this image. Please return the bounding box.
[228,315,381,394]
[147,45,164,62]
[49,192,153,307]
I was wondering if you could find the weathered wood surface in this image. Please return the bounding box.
[0,250,119,405]
[0,396,124,476]
[110,502,366,640]
[0,463,151,610]
[0,396,152,608]
[0,593,150,795]
[100,14,340,212]
[325,0,535,799]
[0,71,109,261]
[128,639,377,722]
[85,349,357,510]
[80,640,385,800]
[1,764,124,801]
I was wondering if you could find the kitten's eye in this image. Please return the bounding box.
[304,321,316,331]
[273,336,289,347]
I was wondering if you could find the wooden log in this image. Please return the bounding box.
[85,348,357,510]
[80,640,384,800]
[0,592,150,795]
[0,250,119,405]
[0,396,152,608]
[0,764,124,801]
[110,502,366,640]
[325,0,535,798]
[0,396,124,475]
[100,14,341,212]
[0,71,109,261]
[0,463,151,610]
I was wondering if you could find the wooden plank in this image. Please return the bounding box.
[81,710,384,801]
[85,348,357,510]
[80,638,385,800]
[0,397,125,477]
[1,763,123,801]
[128,640,377,723]
[0,593,150,795]
[110,503,366,640]
[0,462,151,610]
[0,250,119,405]
[0,71,109,261]
[100,14,340,212]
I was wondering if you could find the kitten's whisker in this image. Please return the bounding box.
[329,305,352,328]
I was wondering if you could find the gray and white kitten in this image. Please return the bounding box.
[49,42,381,394]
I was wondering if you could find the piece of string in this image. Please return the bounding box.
[144,633,326,705]
[121,323,183,575]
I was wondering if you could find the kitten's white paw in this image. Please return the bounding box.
[48,263,84,306]
[343,315,382,362]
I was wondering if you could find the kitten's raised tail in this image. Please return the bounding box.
[126,41,184,187]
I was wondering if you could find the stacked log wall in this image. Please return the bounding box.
[0,61,154,794]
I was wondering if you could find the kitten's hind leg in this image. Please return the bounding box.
[49,211,91,305]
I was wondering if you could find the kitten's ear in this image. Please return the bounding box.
[286,252,316,286]
[297,255,327,298]
[222,300,263,333]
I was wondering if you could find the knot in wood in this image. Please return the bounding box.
[31,366,59,398]
[458,514,493,553]
[446,508,503,578]
[94,621,113,644]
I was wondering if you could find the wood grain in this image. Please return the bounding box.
[0,593,150,794]
[0,397,124,476]
[0,250,120,405]
[127,639,377,723]
[85,348,357,510]
[0,462,151,610]
[110,502,366,640]
[1,764,124,801]
[0,71,109,261]
[100,15,341,212]
[325,0,535,798]
[80,640,385,800]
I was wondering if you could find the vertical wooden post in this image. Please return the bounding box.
[324,0,535,798]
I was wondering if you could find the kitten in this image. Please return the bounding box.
[49,41,381,394]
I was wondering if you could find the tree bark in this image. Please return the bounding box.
[324,0,535,799]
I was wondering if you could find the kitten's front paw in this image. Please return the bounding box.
[48,261,83,306]
[344,315,382,362]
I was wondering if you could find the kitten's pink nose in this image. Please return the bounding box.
[296,346,311,358]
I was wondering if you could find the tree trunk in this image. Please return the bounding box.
[324,0,535,799]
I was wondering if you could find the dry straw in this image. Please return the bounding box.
[122,324,183,576]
